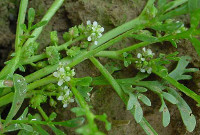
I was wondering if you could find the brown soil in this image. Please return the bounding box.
[0,0,200,135]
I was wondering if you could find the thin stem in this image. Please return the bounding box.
[21,35,85,65]
[0,92,14,107]
[90,56,158,135]
[23,0,64,49]
[90,0,155,50]
[153,70,200,105]
[69,85,98,132]
[27,76,56,91]
[37,106,49,120]
[15,0,28,52]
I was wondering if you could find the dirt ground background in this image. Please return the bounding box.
[0,0,200,135]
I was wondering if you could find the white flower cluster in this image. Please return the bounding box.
[135,47,155,74]
[57,86,74,108]
[86,20,104,45]
[53,62,75,86]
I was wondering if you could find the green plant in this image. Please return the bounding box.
[0,0,200,134]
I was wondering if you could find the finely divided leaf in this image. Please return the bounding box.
[162,105,170,127]
[127,93,137,110]
[134,103,143,123]
[151,22,183,33]
[52,117,85,128]
[49,112,57,121]
[75,77,92,86]
[138,94,151,106]
[169,56,199,80]
[168,88,196,132]
[159,4,188,21]
[162,92,177,104]
[95,113,111,131]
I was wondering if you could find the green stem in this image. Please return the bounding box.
[153,70,200,105]
[15,0,28,52]
[95,51,121,59]
[37,106,49,120]
[89,57,158,135]
[70,85,98,132]
[90,0,155,50]
[21,35,85,65]
[0,92,14,107]
[24,26,144,83]
[27,90,59,98]
[117,42,150,54]
[27,76,56,91]
[23,0,64,49]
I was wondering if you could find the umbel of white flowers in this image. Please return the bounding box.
[57,86,74,108]
[53,62,75,86]
[135,47,155,74]
[86,20,104,45]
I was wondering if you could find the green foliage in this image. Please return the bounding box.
[63,32,72,42]
[168,87,196,132]
[67,46,81,57]
[3,74,27,127]
[23,42,39,58]
[120,84,151,123]
[46,46,60,65]
[30,21,48,31]
[71,107,86,117]
[28,8,35,29]
[1,0,200,135]
[95,114,111,131]
[50,31,59,46]
[123,52,132,67]
[188,0,200,13]
[30,94,47,108]
[169,56,199,81]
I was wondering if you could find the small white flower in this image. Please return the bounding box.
[65,90,70,96]
[93,21,98,27]
[59,67,65,73]
[98,33,102,38]
[140,69,146,73]
[53,72,59,77]
[147,49,152,55]
[137,53,142,58]
[65,76,71,82]
[58,95,64,101]
[71,69,76,76]
[87,36,92,41]
[147,68,152,74]
[58,79,64,86]
[94,41,98,45]
[87,20,91,25]
[100,27,104,32]
[63,103,68,108]
[142,47,146,52]
[141,58,145,61]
